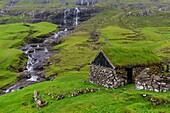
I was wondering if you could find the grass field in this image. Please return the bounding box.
[0,71,170,113]
[100,26,170,60]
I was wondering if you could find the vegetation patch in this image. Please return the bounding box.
[102,47,162,67]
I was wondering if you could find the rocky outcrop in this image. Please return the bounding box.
[136,68,170,92]
[50,7,102,30]
[0,7,102,30]
[89,65,127,88]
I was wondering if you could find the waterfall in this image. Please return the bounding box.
[26,55,34,72]
[73,7,80,27]
[44,47,48,52]
[25,47,32,54]
[81,0,84,5]
[86,0,90,6]
[4,84,18,93]
[54,33,59,38]
[63,7,81,28]
[64,8,70,24]
[27,76,38,82]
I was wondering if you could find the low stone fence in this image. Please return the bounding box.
[89,65,127,88]
[135,68,170,92]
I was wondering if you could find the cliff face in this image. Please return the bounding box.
[0,0,103,25]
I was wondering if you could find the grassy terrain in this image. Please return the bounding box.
[0,22,57,89]
[0,0,76,11]
[46,31,101,77]
[0,0,170,112]
[100,26,170,60]
[0,71,170,113]
[102,47,162,67]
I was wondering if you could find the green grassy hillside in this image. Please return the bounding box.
[0,71,170,113]
[0,0,170,113]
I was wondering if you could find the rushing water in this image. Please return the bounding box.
[74,7,80,27]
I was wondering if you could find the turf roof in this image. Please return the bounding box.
[101,47,162,67]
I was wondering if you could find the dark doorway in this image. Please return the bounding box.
[126,68,133,84]
[166,65,169,72]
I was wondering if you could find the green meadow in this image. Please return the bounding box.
[0,71,170,113]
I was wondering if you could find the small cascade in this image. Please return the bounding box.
[4,85,18,93]
[2,42,59,94]
[2,24,71,95]
[27,76,38,82]
[25,47,32,54]
[37,44,40,48]
[85,0,90,6]
[44,47,48,53]
[73,7,80,27]
[81,0,84,5]
[63,8,70,24]
[63,7,81,29]
[26,55,34,72]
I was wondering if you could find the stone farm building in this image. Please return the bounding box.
[89,47,170,92]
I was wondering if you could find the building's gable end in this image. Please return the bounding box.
[91,50,115,69]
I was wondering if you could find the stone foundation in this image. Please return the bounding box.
[135,68,170,92]
[89,65,127,88]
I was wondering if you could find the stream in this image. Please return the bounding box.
[0,0,103,95]
[1,7,81,95]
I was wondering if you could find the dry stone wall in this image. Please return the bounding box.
[89,65,127,88]
[132,64,163,82]
[135,68,170,92]
[89,64,168,92]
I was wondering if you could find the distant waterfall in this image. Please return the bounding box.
[73,7,80,27]
[63,8,70,24]
[63,7,81,28]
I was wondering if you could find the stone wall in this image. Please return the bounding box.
[132,64,163,82]
[89,65,127,88]
[89,64,168,92]
[135,68,170,92]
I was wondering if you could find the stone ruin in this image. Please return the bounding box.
[136,68,170,92]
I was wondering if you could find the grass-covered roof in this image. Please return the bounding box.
[102,47,162,67]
